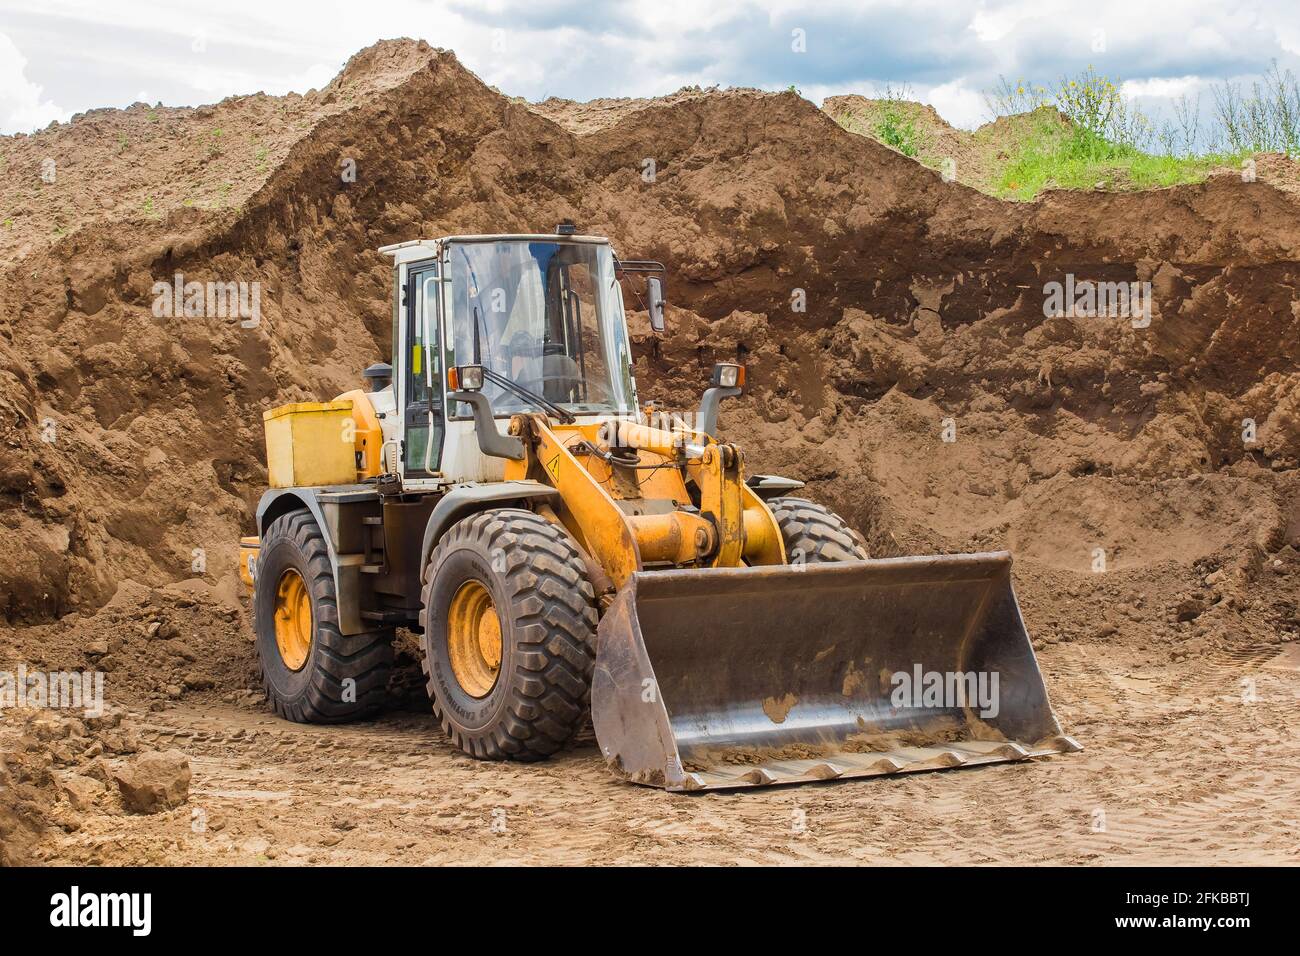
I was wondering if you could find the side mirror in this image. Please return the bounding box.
[647,277,666,333]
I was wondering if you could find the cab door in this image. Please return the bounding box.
[401,263,444,478]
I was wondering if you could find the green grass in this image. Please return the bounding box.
[996,121,1246,200]
[874,104,920,158]
[836,104,932,163]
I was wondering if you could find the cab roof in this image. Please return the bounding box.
[379,234,610,258]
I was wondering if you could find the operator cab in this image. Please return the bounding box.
[379,229,663,486]
[446,236,636,417]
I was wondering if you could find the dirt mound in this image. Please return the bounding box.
[1,579,252,704]
[824,97,1072,192]
[526,86,762,135]
[0,38,1296,662]
[825,95,1300,199]
[0,38,435,267]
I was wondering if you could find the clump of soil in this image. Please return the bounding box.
[1,580,254,705]
[0,705,162,864]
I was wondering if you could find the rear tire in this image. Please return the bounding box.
[419,509,598,760]
[254,509,394,723]
[767,496,869,563]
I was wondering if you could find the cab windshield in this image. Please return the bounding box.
[446,239,635,416]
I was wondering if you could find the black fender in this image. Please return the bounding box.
[745,474,806,500]
[419,480,561,571]
[254,485,379,635]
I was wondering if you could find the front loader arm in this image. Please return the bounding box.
[505,415,642,586]
[686,443,747,569]
[504,413,784,586]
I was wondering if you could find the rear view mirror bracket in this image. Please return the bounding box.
[697,385,741,438]
[449,390,525,461]
[614,257,668,335]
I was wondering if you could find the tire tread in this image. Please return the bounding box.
[256,508,393,724]
[420,509,597,761]
[767,496,869,563]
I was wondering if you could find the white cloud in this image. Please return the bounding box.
[1187,25,1232,56]
[1120,76,1203,99]
[969,6,1028,44]
[0,32,70,133]
[924,79,985,129]
[4,0,1300,144]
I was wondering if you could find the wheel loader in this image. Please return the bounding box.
[239,228,1078,791]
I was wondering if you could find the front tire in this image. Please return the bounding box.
[254,509,394,723]
[767,496,869,564]
[419,509,598,760]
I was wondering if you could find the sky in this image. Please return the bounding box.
[3,0,1299,137]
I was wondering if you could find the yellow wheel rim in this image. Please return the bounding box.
[447,580,503,698]
[273,568,313,671]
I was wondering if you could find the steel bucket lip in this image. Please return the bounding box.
[662,734,1085,793]
[639,550,1014,576]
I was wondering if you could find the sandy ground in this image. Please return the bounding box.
[26,632,1298,867]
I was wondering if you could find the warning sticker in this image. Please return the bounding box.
[546,455,561,480]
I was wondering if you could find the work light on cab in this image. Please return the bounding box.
[712,362,745,390]
[448,364,484,392]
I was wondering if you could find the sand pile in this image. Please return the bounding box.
[0,36,1296,648]
[1,39,1297,869]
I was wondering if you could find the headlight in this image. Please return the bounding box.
[451,364,484,391]
[711,362,745,390]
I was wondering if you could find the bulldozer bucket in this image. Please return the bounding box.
[591,552,1079,791]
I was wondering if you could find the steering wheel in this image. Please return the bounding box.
[539,354,585,402]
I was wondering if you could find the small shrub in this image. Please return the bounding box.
[875,108,918,156]
[874,85,921,158]
[1211,61,1300,156]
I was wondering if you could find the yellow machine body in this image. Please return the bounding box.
[263,400,358,489]
[337,389,385,480]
